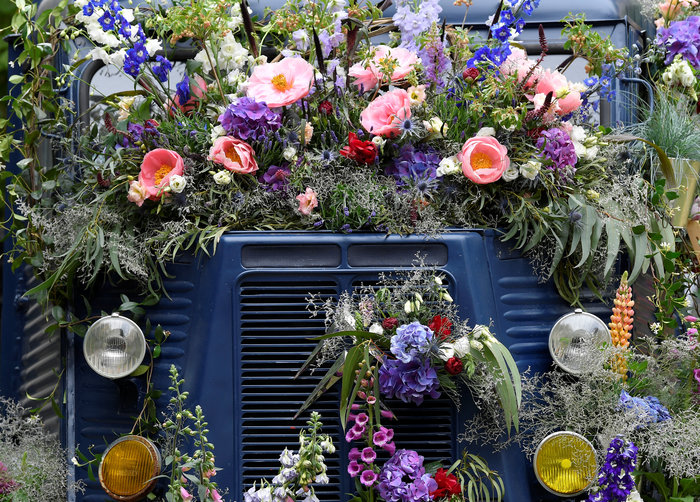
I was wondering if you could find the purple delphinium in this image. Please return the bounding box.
[619,390,671,425]
[379,358,441,405]
[386,145,441,188]
[260,165,291,192]
[219,97,282,142]
[536,128,578,182]
[390,322,434,363]
[420,33,451,88]
[376,449,437,502]
[588,438,637,502]
[392,0,441,51]
[656,16,700,70]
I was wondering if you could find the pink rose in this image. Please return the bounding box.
[459,136,510,184]
[557,88,583,115]
[349,45,420,90]
[138,148,185,200]
[208,136,258,174]
[246,57,314,108]
[127,180,148,206]
[360,89,412,137]
[296,187,318,215]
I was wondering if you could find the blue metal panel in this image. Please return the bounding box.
[65,231,610,502]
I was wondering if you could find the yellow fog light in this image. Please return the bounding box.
[99,435,161,501]
[533,431,597,497]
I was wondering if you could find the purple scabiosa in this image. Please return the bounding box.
[390,322,434,363]
[536,128,578,182]
[152,55,173,83]
[378,357,441,405]
[376,449,437,502]
[656,16,700,69]
[385,145,441,189]
[260,165,291,192]
[218,97,282,142]
[587,437,637,502]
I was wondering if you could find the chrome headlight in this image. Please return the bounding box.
[83,313,146,379]
[548,309,611,374]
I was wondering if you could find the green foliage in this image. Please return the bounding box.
[455,452,504,502]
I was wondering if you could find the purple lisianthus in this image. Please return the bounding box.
[390,322,434,363]
[219,97,282,142]
[619,390,671,425]
[260,165,291,192]
[656,16,700,70]
[377,449,437,502]
[536,128,578,182]
[379,357,441,405]
[386,145,441,189]
[588,437,637,502]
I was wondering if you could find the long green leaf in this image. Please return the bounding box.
[604,219,621,278]
[294,355,344,419]
[339,346,363,430]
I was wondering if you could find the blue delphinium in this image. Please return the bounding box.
[588,438,637,502]
[152,56,173,83]
[176,74,191,104]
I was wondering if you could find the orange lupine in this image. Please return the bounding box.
[609,271,634,380]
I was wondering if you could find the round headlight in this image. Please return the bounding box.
[99,435,161,501]
[534,431,597,497]
[83,314,146,379]
[549,309,611,374]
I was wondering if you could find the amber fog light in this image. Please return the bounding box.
[99,435,161,501]
[549,309,611,374]
[534,431,597,497]
[84,313,146,379]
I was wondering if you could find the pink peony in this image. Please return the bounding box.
[246,57,314,108]
[208,136,258,174]
[459,136,510,184]
[500,47,541,87]
[138,148,185,201]
[296,187,318,215]
[127,180,148,206]
[360,89,412,137]
[349,45,420,90]
[534,69,568,96]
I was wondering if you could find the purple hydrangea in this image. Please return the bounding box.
[218,97,282,142]
[588,438,637,502]
[656,16,700,70]
[619,390,671,425]
[260,165,291,192]
[376,449,437,502]
[379,357,441,405]
[536,128,578,182]
[386,145,441,188]
[390,322,433,363]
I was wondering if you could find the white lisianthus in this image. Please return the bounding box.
[213,170,232,185]
[470,340,483,351]
[210,125,226,143]
[283,146,297,161]
[437,156,461,176]
[520,160,541,180]
[583,145,599,160]
[453,337,471,358]
[438,342,455,361]
[569,125,586,143]
[424,117,448,138]
[371,136,386,148]
[369,323,383,335]
[117,95,137,121]
[169,175,187,193]
[476,126,496,137]
[502,165,519,182]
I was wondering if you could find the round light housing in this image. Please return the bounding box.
[549,309,611,374]
[534,431,597,497]
[99,435,161,501]
[83,313,146,379]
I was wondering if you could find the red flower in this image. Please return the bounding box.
[429,315,452,339]
[382,317,399,331]
[431,468,461,499]
[462,67,479,82]
[445,357,463,376]
[339,132,377,165]
[318,100,333,115]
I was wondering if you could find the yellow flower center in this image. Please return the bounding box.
[154,164,172,185]
[271,73,292,92]
[471,152,493,171]
[225,145,241,164]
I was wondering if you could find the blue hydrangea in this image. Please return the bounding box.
[390,322,433,363]
[378,358,441,405]
[619,390,671,425]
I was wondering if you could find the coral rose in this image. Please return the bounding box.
[208,136,258,174]
[246,57,314,108]
[360,89,412,138]
[127,180,148,206]
[349,45,420,90]
[138,148,185,200]
[296,187,318,215]
[459,136,510,184]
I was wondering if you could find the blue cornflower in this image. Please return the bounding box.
[152,56,173,82]
[98,11,116,31]
[82,2,94,16]
[176,74,191,104]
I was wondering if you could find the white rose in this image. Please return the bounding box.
[213,170,232,185]
[520,160,541,180]
[476,126,496,137]
[283,146,297,161]
[369,323,383,335]
[502,165,519,182]
[453,337,471,358]
[371,136,386,148]
[437,156,461,176]
[169,174,186,193]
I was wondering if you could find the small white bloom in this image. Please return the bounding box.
[453,337,471,357]
[470,340,483,351]
[213,170,232,185]
[437,156,460,176]
[369,323,383,335]
[502,165,519,182]
[144,38,163,57]
[71,456,80,466]
[570,125,586,143]
[404,300,415,314]
[438,342,455,361]
[423,117,448,137]
[626,490,643,502]
[583,145,599,160]
[434,276,443,285]
[520,160,541,180]
[210,124,226,143]
[321,440,335,454]
[649,322,661,335]
[283,146,297,161]
[371,136,386,148]
[441,290,453,303]
[660,241,672,252]
[476,126,496,137]
[315,473,330,485]
[169,174,186,193]
[117,95,137,121]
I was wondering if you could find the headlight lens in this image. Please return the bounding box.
[549,309,611,374]
[534,431,597,496]
[83,313,146,379]
[99,435,161,501]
